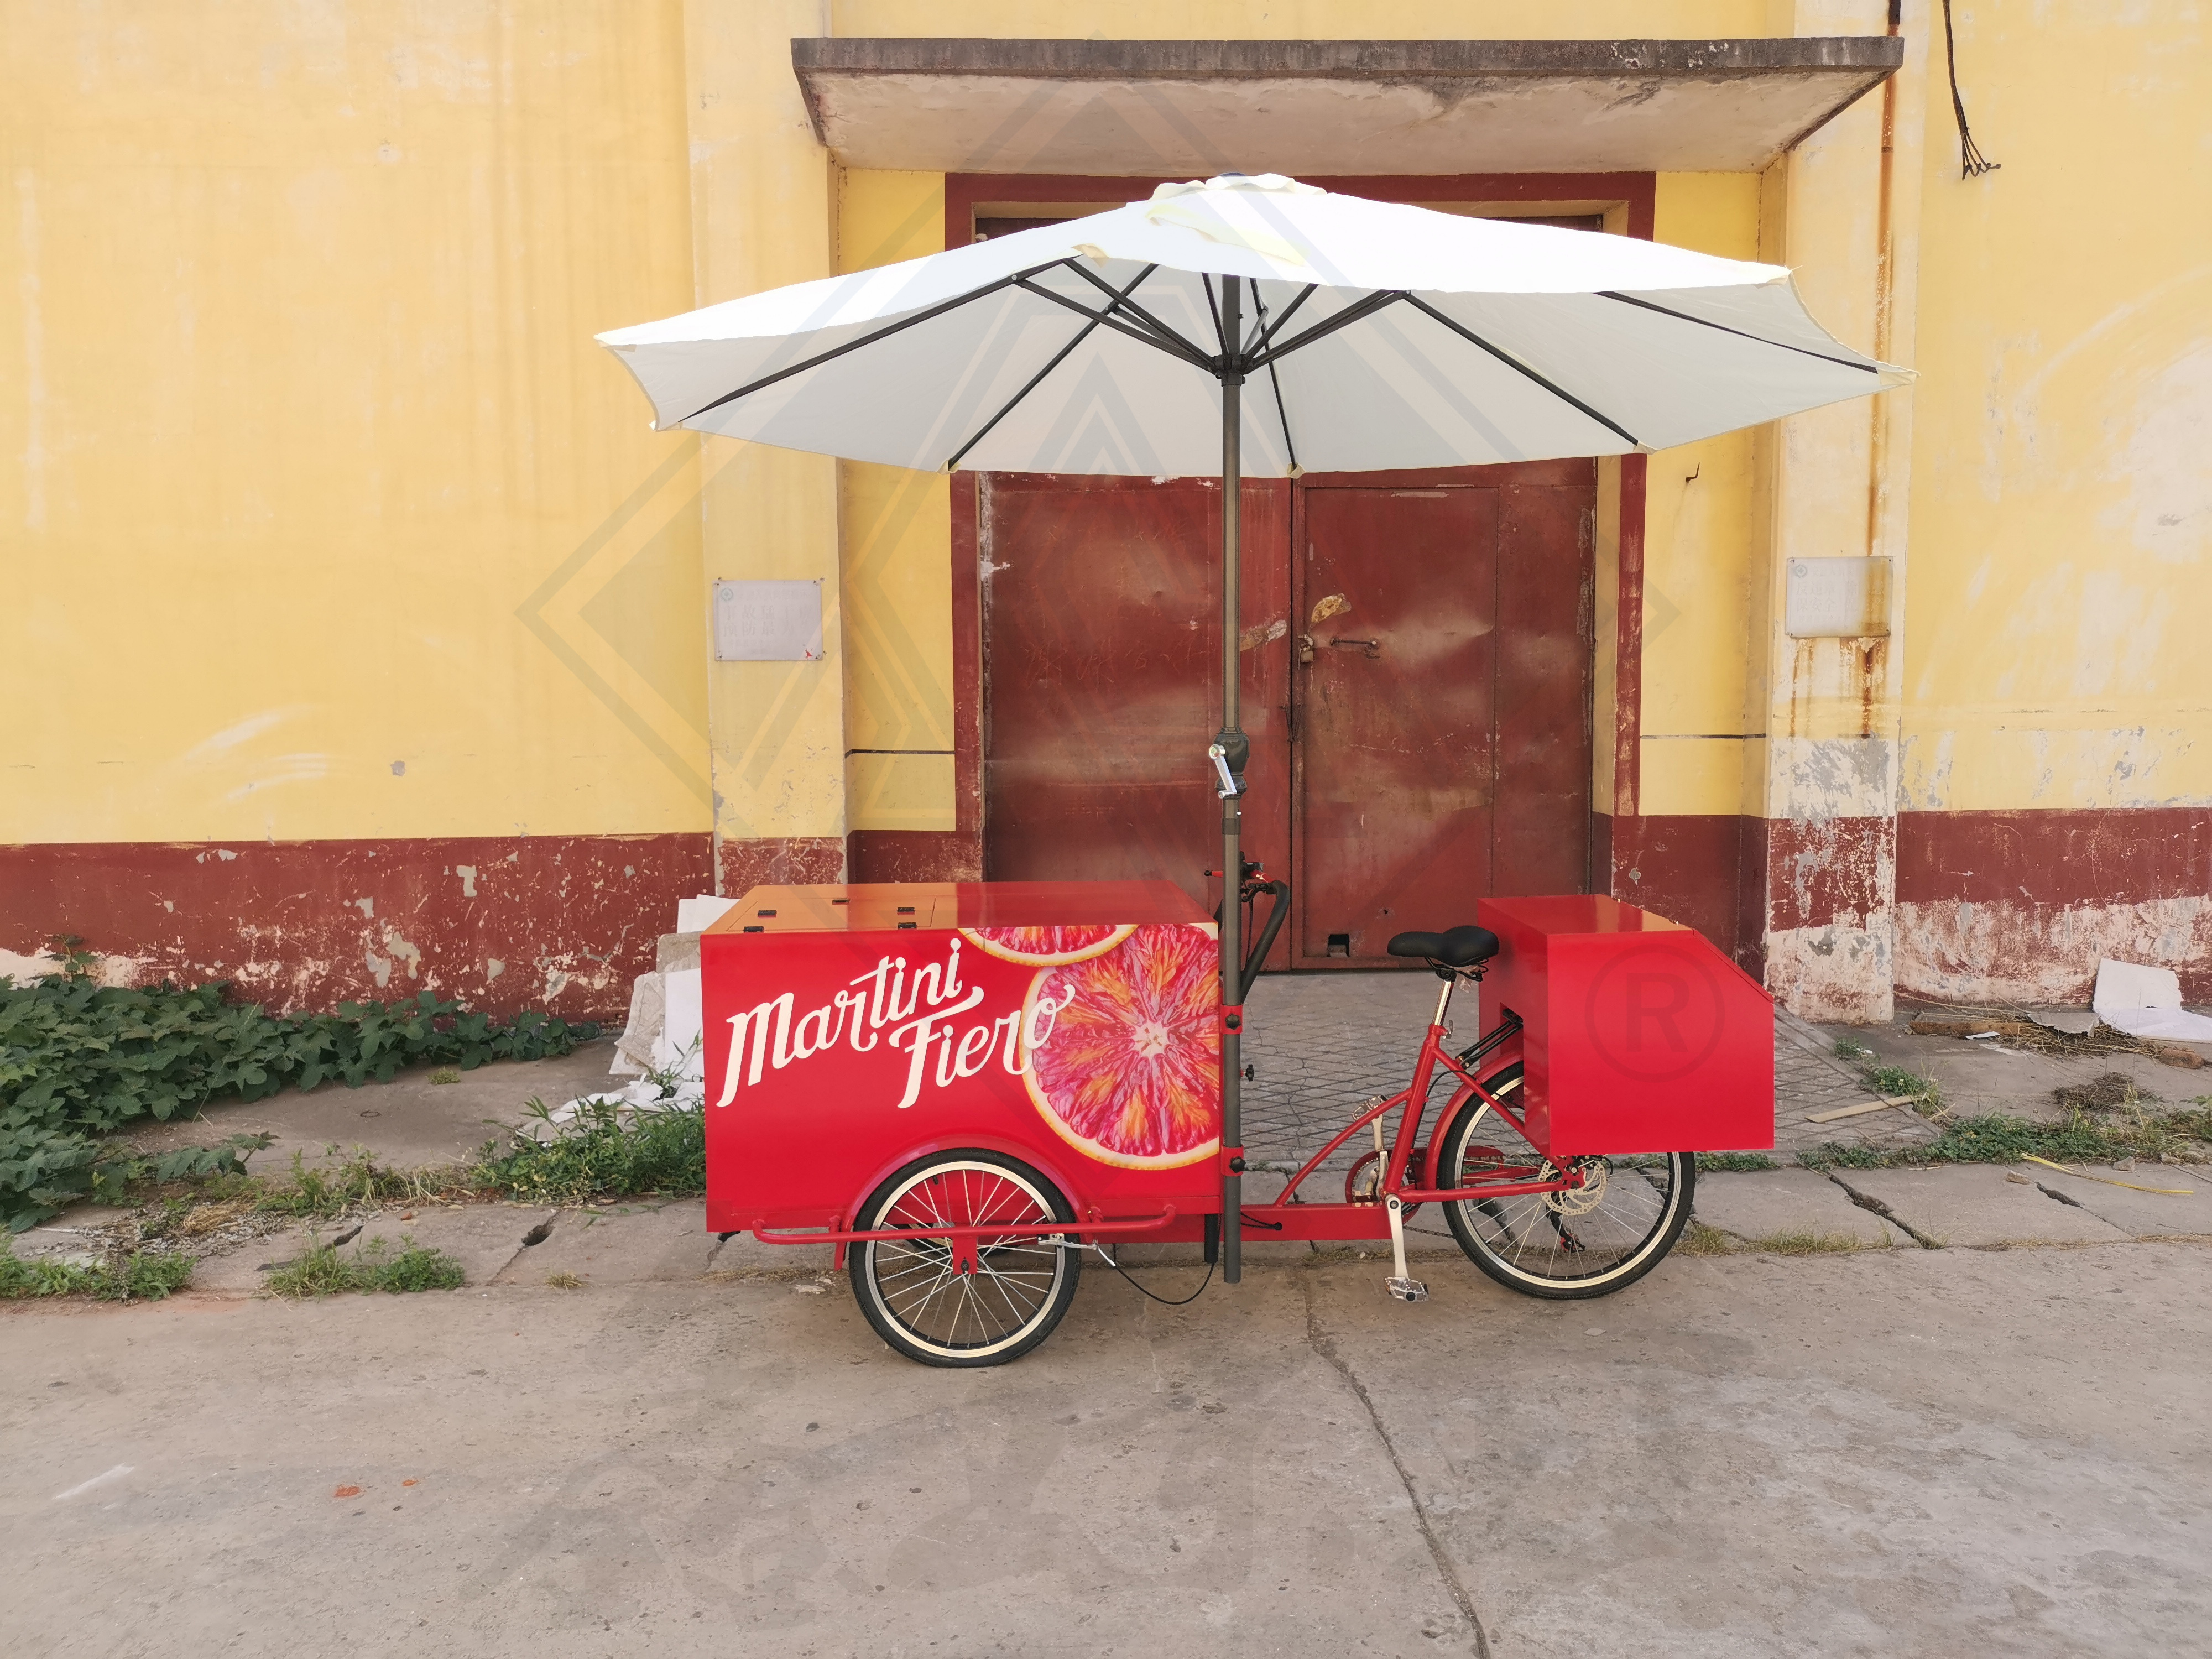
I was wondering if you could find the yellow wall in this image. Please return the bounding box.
[10,0,2204,884]
[685,0,844,852]
[837,171,957,832]
[1899,5,2212,812]
[3,2,711,844]
[1639,173,1765,819]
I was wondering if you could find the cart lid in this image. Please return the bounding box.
[1481,894,1691,937]
[712,879,1211,935]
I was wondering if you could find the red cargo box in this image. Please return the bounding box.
[1476,895,1773,1156]
[700,880,1223,1235]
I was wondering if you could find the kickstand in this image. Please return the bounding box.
[1385,1195,1427,1302]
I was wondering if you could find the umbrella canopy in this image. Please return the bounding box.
[599,173,1909,479]
[600,173,1909,1287]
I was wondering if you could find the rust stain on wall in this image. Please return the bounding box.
[1855,638,1886,738]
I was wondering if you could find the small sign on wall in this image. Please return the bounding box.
[713,579,823,661]
[1785,557,1891,638]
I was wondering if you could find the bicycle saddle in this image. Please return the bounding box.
[1385,925,1500,968]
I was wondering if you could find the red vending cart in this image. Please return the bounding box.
[703,880,1771,1367]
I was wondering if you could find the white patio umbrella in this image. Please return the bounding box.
[598,172,1910,1281]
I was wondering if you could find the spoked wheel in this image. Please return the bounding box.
[1437,1063,1694,1300]
[849,1150,1081,1367]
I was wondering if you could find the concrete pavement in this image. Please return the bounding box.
[6,1242,2209,1657]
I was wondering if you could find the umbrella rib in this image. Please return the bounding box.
[1014,278,1214,371]
[1597,291,1881,374]
[941,265,1161,471]
[1256,284,1318,348]
[1061,260,1212,366]
[1246,289,1406,369]
[674,268,1051,424]
[1401,295,1643,450]
[1249,288,1300,472]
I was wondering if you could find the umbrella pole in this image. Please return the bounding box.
[1217,275,1245,1286]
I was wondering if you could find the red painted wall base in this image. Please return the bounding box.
[0,834,712,1020]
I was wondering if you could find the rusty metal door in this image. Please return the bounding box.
[979,474,1292,922]
[1290,471,1593,967]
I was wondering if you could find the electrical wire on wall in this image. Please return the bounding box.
[1940,0,2002,178]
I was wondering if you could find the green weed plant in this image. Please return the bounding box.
[0,942,596,1231]
[0,1237,194,1301]
[265,1235,465,1298]
[474,1094,706,1207]
[1804,1103,2212,1172]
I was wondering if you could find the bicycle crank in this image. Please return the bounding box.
[1384,1194,1427,1302]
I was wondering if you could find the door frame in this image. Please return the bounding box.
[871,171,1656,920]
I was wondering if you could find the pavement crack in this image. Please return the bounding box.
[2036,1183,2086,1209]
[1300,1272,1490,1658]
[1825,1172,1943,1249]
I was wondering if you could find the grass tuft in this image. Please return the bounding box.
[1674,1221,1740,1256]
[545,1271,585,1290]
[0,1237,194,1301]
[1697,1151,1778,1173]
[265,1235,465,1298]
[1803,1103,2212,1172]
[1866,1065,1940,1107]
[1744,1229,1869,1255]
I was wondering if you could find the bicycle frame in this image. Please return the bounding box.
[1237,970,1585,1240]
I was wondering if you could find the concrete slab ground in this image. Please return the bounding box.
[494,1199,733,1287]
[187,1224,320,1293]
[120,1040,623,1171]
[1691,1168,1903,1247]
[1833,1012,2210,1121]
[4,1244,2208,1657]
[2029,1163,2212,1239]
[353,1204,558,1286]
[184,1204,559,1293]
[1834,1165,2133,1248]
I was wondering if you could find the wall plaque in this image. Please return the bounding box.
[713,578,824,661]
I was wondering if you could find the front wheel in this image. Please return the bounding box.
[1436,1064,1694,1300]
[849,1150,1081,1366]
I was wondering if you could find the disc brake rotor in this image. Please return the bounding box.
[1545,1157,1610,1217]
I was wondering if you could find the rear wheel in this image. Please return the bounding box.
[849,1150,1080,1366]
[1437,1063,1693,1300]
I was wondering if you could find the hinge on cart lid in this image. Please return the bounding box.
[1218,1004,1244,1035]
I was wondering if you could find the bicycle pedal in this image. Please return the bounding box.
[1385,1276,1428,1302]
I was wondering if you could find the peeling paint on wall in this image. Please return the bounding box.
[1897,897,2212,1006]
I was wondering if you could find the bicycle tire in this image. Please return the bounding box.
[1437,1063,1694,1300]
[848,1150,1081,1366]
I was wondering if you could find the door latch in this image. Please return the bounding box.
[1297,633,1314,664]
[1328,637,1383,659]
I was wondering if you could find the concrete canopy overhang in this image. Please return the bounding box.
[791,37,1904,176]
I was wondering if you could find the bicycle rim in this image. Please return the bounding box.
[1440,1068,1693,1296]
[857,1159,1073,1360]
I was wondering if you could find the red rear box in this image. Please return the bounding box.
[1477,895,1773,1156]
[700,880,1223,1234]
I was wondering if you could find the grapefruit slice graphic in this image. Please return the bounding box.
[961,922,1136,966]
[1023,925,1220,1170]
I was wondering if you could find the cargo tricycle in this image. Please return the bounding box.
[701,873,1771,1366]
